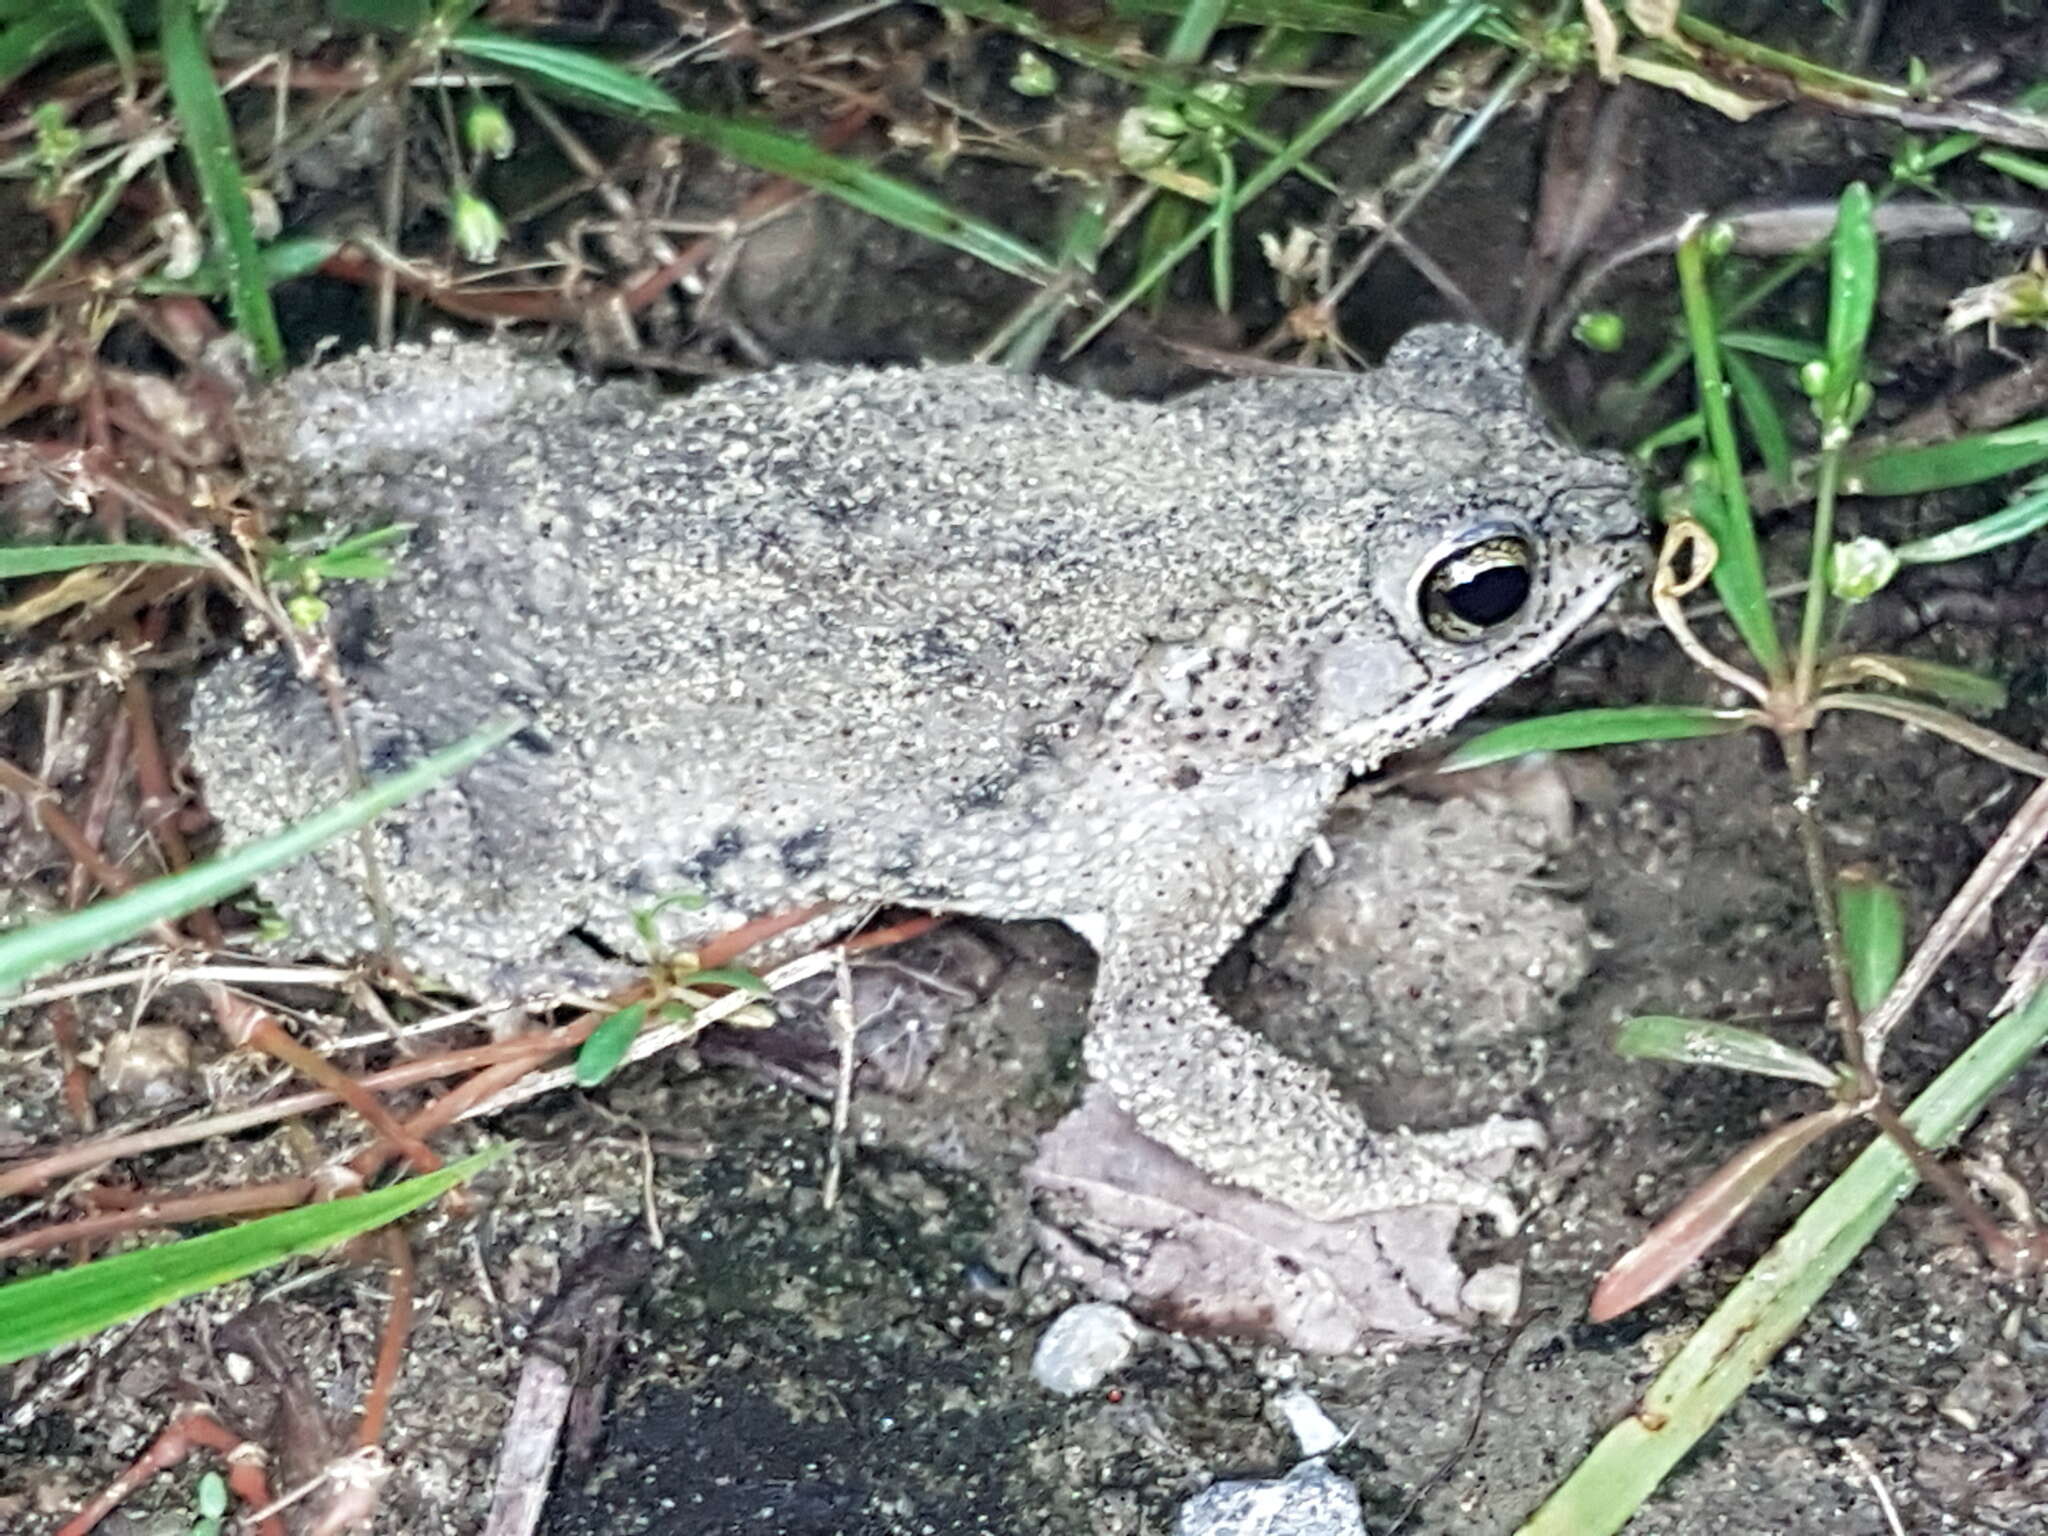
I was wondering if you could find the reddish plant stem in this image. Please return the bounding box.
[52,1405,284,1536]
[0,1177,318,1261]
[349,1040,591,1185]
[0,1031,567,1197]
[0,757,147,907]
[211,988,442,1176]
[46,1000,95,1132]
[354,1226,416,1449]
[63,704,131,908]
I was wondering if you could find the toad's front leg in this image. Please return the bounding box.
[1075,806,1543,1233]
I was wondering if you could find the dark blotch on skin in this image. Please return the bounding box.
[779,827,833,878]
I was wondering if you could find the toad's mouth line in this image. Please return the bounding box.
[1333,546,1641,773]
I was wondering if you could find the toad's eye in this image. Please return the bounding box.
[1420,535,1535,641]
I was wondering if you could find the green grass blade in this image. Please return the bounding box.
[1719,330,1823,366]
[0,12,95,93]
[136,232,341,297]
[1,542,210,577]
[1068,0,1487,355]
[445,23,1057,285]
[684,966,772,996]
[158,0,284,372]
[447,24,676,116]
[1796,184,1879,690]
[1113,0,1413,38]
[1817,181,1877,440]
[78,0,136,95]
[18,141,166,295]
[1721,346,1792,490]
[0,1146,509,1365]
[1631,411,1702,460]
[1518,981,2048,1536]
[0,0,86,19]
[1440,706,1753,772]
[1843,418,2048,496]
[1893,473,2048,563]
[1835,869,1904,1013]
[1675,223,1786,677]
[1616,1015,1839,1088]
[0,718,519,996]
[1111,0,1518,45]
[1977,146,2048,191]
[1832,653,2008,714]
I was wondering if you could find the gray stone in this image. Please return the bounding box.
[1175,1459,1365,1536]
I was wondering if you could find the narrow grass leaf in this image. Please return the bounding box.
[1674,228,1785,675]
[1110,0,1518,45]
[1722,347,1793,489]
[1843,418,2048,496]
[0,0,87,19]
[0,12,95,93]
[1894,474,2048,564]
[447,24,1056,285]
[20,132,178,295]
[1815,692,2048,778]
[1719,330,1824,366]
[0,1146,508,1365]
[329,0,434,24]
[0,719,519,996]
[158,0,284,372]
[448,24,676,117]
[1819,181,1877,427]
[1069,0,1487,354]
[575,1001,649,1086]
[1632,412,1703,460]
[1978,147,2048,192]
[266,522,414,585]
[1441,706,1752,773]
[1616,1015,1840,1088]
[1521,982,2048,1536]
[1835,870,1905,1013]
[78,0,136,95]
[1823,653,2008,714]
[137,233,341,297]
[1112,0,1412,39]
[1586,1106,1856,1323]
[1,543,210,578]
[684,966,772,996]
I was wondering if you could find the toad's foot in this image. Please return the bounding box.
[1083,987,1541,1233]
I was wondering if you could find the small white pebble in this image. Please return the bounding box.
[1030,1301,1143,1396]
[1269,1388,1345,1458]
[1460,1262,1523,1325]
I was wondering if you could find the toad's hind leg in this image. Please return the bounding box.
[1075,775,1541,1230]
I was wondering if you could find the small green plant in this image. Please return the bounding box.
[1453,186,2048,1534]
[264,522,413,628]
[574,890,770,1087]
[188,1470,228,1536]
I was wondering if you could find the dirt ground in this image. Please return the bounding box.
[3,2,2048,1533]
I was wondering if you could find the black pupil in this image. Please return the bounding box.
[1445,563,1531,626]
